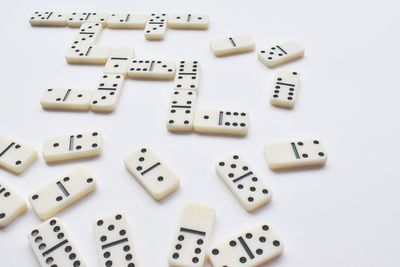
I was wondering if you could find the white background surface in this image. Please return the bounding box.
[1,0,400,266]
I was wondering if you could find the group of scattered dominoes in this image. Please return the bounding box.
[27,204,283,267]
[210,35,305,108]
[30,12,209,39]
[0,10,328,267]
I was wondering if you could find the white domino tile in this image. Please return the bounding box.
[29,12,70,27]
[270,71,300,108]
[71,22,103,46]
[40,88,93,111]
[93,213,138,267]
[90,73,125,112]
[28,218,87,267]
[167,90,197,132]
[127,59,176,79]
[0,135,37,174]
[169,203,215,267]
[193,110,249,136]
[174,60,200,91]
[258,41,305,68]
[106,13,148,29]
[0,181,27,227]
[264,139,327,170]
[124,147,180,200]
[42,131,103,163]
[66,45,111,64]
[208,223,284,266]
[168,14,209,29]
[144,13,168,40]
[29,167,96,220]
[67,12,108,27]
[216,154,271,211]
[104,47,135,76]
[210,35,255,56]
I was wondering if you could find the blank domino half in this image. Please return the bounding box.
[0,181,27,227]
[193,110,249,136]
[67,12,108,27]
[270,71,300,109]
[216,154,271,211]
[264,139,327,170]
[208,223,284,266]
[144,13,167,40]
[43,131,103,163]
[169,203,215,267]
[93,213,138,267]
[0,135,37,174]
[124,147,180,200]
[90,74,125,112]
[168,14,209,29]
[28,218,87,267]
[66,45,111,64]
[40,88,93,111]
[210,35,255,56]
[29,167,96,220]
[258,41,305,67]
[106,13,148,29]
[174,60,200,91]
[71,22,103,46]
[167,90,197,132]
[127,59,176,79]
[104,47,135,76]
[29,12,70,27]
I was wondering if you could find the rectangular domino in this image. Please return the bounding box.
[168,14,209,29]
[270,71,300,108]
[208,223,284,266]
[174,60,200,91]
[71,22,103,46]
[29,12,70,27]
[264,139,327,170]
[0,181,27,227]
[93,213,138,267]
[29,168,96,220]
[40,88,93,111]
[210,35,255,56]
[90,73,125,112]
[169,203,215,267]
[28,218,87,267]
[144,13,168,40]
[216,154,271,211]
[0,135,37,174]
[124,147,180,200]
[104,47,135,76]
[193,110,249,136]
[67,12,108,27]
[106,13,148,29]
[258,41,304,68]
[43,131,103,163]
[167,90,197,132]
[66,45,111,64]
[127,59,176,79]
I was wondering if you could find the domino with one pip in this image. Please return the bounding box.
[43,131,103,163]
[210,35,255,56]
[104,47,135,76]
[0,135,37,174]
[265,139,327,170]
[124,147,180,200]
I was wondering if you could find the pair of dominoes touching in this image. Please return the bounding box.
[166,60,250,136]
[29,12,209,41]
